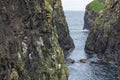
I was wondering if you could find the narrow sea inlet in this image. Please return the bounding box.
[65,11,117,80]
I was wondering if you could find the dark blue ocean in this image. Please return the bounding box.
[64,11,117,80]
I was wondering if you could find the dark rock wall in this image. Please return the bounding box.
[54,1,74,55]
[85,0,120,69]
[83,0,105,30]
[83,8,99,30]
[0,0,74,80]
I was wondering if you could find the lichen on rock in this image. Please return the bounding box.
[0,0,74,80]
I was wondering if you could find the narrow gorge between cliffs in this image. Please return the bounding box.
[64,11,117,80]
[0,0,120,80]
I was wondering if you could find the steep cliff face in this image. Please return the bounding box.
[83,0,105,30]
[83,8,99,30]
[54,1,74,55]
[85,0,120,77]
[0,0,73,80]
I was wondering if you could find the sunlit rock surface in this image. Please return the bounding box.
[0,0,74,80]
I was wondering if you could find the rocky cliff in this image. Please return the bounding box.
[85,0,120,79]
[83,8,99,30]
[0,0,74,80]
[54,1,74,55]
[83,0,105,30]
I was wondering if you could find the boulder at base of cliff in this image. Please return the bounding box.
[65,58,75,64]
[80,59,91,63]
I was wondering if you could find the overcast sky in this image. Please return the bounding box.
[62,0,93,11]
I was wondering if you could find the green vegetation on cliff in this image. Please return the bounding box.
[84,0,105,30]
[87,0,105,12]
[85,0,120,79]
[0,0,74,80]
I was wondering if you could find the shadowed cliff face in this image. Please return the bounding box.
[53,1,74,55]
[0,0,74,80]
[85,0,120,79]
[83,8,99,30]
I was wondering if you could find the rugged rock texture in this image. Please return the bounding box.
[83,0,105,30]
[85,0,120,79]
[54,1,74,55]
[83,8,99,30]
[0,0,74,80]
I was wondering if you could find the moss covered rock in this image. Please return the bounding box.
[83,0,105,30]
[0,0,74,80]
[85,0,120,79]
[87,0,105,13]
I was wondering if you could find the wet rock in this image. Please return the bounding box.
[80,59,91,63]
[117,68,120,80]
[66,58,75,64]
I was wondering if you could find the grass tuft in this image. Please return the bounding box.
[87,0,105,12]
